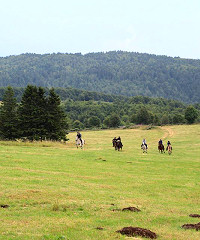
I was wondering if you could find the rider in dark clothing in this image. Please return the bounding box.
[166,140,171,150]
[158,139,163,145]
[77,132,82,144]
[116,136,121,142]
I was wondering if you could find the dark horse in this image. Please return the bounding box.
[158,143,165,153]
[112,138,123,151]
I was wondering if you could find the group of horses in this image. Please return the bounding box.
[141,142,172,154]
[112,138,172,155]
[112,138,123,151]
[76,136,172,155]
[158,143,172,155]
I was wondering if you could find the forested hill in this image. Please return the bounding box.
[0,51,200,103]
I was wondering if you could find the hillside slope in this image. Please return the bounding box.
[0,51,200,103]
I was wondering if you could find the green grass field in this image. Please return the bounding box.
[0,125,200,240]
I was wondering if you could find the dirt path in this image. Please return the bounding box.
[161,126,175,140]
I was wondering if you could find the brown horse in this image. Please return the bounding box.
[158,144,165,153]
[166,144,172,155]
[112,138,123,151]
[115,141,123,151]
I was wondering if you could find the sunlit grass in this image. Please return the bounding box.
[0,125,199,239]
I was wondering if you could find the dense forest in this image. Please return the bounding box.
[63,97,199,130]
[1,86,199,132]
[0,51,200,103]
[0,87,127,103]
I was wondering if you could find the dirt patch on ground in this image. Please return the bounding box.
[189,214,200,218]
[112,206,141,212]
[117,226,157,239]
[96,227,104,230]
[181,222,200,231]
[0,204,9,208]
[122,207,141,212]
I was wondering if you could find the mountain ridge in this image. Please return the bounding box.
[0,51,199,103]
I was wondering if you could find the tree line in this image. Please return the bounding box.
[0,86,68,141]
[0,86,199,141]
[63,98,199,130]
[0,51,200,103]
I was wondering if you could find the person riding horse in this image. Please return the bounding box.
[77,131,82,144]
[158,139,163,146]
[141,138,148,149]
[116,136,121,141]
[166,140,172,151]
[112,136,123,150]
[158,139,165,153]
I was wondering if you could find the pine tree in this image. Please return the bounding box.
[46,88,68,141]
[18,85,47,141]
[0,86,19,140]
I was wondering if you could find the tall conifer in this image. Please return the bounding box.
[18,85,47,140]
[46,88,68,141]
[0,86,18,140]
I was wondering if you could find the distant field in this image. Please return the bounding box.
[0,125,200,240]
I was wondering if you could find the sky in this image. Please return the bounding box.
[1,0,200,59]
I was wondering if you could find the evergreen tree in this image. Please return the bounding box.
[46,88,68,141]
[18,85,47,140]
[0,86,18,140]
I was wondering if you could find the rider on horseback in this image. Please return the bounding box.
[166,140,172,150]
[141,138,148,149]
[77,131,82,144]
[116,136,121,142]
[158,139,163,146]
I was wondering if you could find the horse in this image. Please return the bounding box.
[158,144,165,153]
[141,143,147,153]
[76,137,85,149]
[112,138,117,148]
[166,144,172,155]
[115,140,123,151]
[112,138,123,151]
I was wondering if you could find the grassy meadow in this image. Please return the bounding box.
[0,125,200,240]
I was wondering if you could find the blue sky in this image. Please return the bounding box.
[1,0,200,59]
